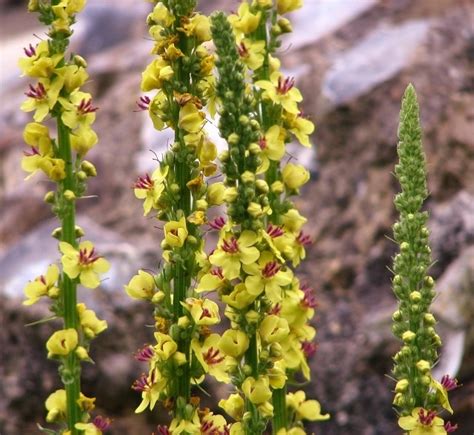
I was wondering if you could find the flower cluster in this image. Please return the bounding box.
[19,1,110,433]
[391,85,459,434]
[126,0,230,431]
[208,3,327,434]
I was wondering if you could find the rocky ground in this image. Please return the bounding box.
[1,0,473,434]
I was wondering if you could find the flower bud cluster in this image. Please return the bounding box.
[19,1,110,434]
[391,85,459,434]
[126,1,229,432]
[209,4,327,434]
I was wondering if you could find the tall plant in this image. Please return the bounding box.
[19,0,110,434]
[391,84,459,434]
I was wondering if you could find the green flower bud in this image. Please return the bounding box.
[228,133,239,145]
[44,191,55,204]
[64,190,76,201]
[409,291,422,302]
[81,160,97,177]
[402,331,416,342]
[416,360,430,373]
[241,171,255,184]
[255,179,269,194]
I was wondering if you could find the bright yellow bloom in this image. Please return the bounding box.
[169,412,201,435]
[56,64,89,92]
[258,125,286,172]
[219,329,249,357]
[23,264,59,305]
[259,314,290,343]
[141,57,173,91]
[209,231,260,280]
[149,2,174,27]
[149,91,167,130]
[196,267,227,293]
[277,428,306,435]
[230,422,245,435]
[282,163,310,190]
[134,368,167,413]
[59,91,97,129]
[134,166,168,216]
[18,41,62,78]
[154,332,178,360]
[45,389,67,422]
[229,2,261,35]
[69,125,99,156]
[281,334,311,379]
[183,14,212,42]
[192,333,231,382]
[287,390,330,421]
[207,182,225,206]
[46,328,78,358]
[430,377,454,414]
[277,0,303,14]
[77,303,107,338]
[221,282,257,309]
[244,251,293,302]
[200,412,229,434]
[237,39,266,70]
[398,408,446,435]
[242,376,272,404]
[255,72,302,114]
[284,112,315,147]
[60,240,110,289]
[164,217,188,247]
[124,270,156,300]
[219,393,245,421]
[74,423,101,435]
[282,208,307,233]
[268,359,287,389]
[178,102,205,133]
[183,297,220,326]
[21,77,64,122]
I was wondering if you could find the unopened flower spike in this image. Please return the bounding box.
[391,84,459,433]
[19,1,109,433]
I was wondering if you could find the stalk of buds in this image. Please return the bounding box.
[125,0,228,432]
[391,84,459,434]
[209,2,328,433]
[19,0,110,434]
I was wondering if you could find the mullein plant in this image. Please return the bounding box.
[207,2,328,434]
[126,0,230,432]
[391,84,459,435]
[19,0,111,434]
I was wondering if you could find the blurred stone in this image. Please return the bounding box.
[322,20,431,106]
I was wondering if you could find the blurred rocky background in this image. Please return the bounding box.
[1,0,474,434]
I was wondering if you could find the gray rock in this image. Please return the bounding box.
[322,20,431,106]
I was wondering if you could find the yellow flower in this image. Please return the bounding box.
[149,2,174,27]
[282,163,310,190]
[259,314,290,343]
[59,91,97,130]
[398,408,446,435]
[18,40,62,78]
[178,102,205,133]
[287,390,330,421]
[230,422,245,435]
[183,297,220,326]
[56,64,89,92]
[257,125,286,172]
[154,332,178,360]
[141,57,173,91]
[21,77,64,122]
[77,303,107,338]
[219,393,245,421]
[185,14,212,41]
[133,369,167,413]
[74,423,101,435]
[282,208,307,233]
[46,328,78,358]
[277,0,303,14]
[277,428,306,435]
[430,377,454,414]
[284,112,315,147]
[192,333,231,382]
[244,251,293,303]
[23,264,59,305]
[164,217,188,248]
[70,126,99,156]
[237,39,266,70]
[209,231,260,280]
[229,2,261,35]
[221,282,257,309]
[134,166,168,216]
[169,412,201,435]
[59,240,110,289]
[207,182,225,206]
[268,359,287,389]
[196,267,227,293]
[219,329,249,357]
[45,389,67,422]
[242,376,272,404]
[255,72,302,114]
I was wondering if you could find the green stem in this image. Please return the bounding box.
[57,117,81,434]
[272,386,287,434]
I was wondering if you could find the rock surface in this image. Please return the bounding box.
[1,0,474,434]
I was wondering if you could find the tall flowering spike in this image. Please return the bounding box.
[19,1,109,434]
[126,0,228,430]
[391,84,458,432]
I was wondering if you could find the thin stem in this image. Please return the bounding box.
[272,386,287,434]
[57,117,80,434]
